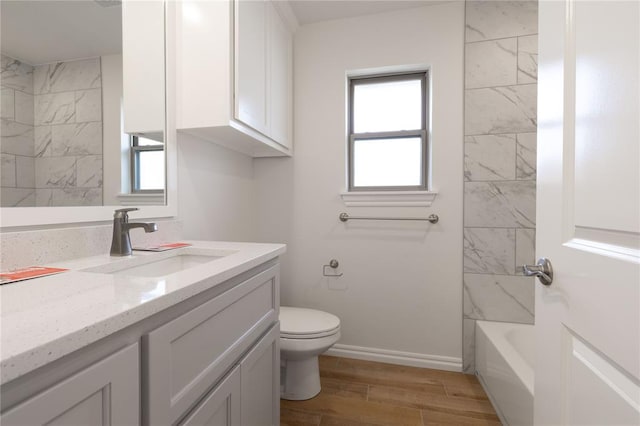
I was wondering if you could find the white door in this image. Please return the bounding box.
[535,1,640,425]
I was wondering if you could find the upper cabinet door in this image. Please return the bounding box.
[235,0,269,136]
[268,2,292,150]
[123,1,165,138]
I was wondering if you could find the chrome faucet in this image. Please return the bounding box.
[110,208,158,256]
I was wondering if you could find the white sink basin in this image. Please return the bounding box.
[82,247,238,278]
[108,254,220,277]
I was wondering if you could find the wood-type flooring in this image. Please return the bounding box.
[280,356,501,426]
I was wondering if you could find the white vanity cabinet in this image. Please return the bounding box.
[1,258,281,426]
[145,266,279,425]
[1,344,140,426]
[177,0,294,157]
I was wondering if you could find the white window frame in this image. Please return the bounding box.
[347,71,429,192]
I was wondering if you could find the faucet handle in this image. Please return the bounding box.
[114,207,138,219]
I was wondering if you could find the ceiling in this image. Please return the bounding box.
[289,0,441,26]
[1,0,443,65]
[0,1,122,65]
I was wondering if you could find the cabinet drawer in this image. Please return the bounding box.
[145,265,278,425]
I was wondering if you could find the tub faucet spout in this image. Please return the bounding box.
[110,208,158,256]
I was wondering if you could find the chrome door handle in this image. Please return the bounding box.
[522,258,553,286]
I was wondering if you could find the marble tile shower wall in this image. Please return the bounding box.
[462,1,538,373]
[1,54,36,207]
[1,55,103,207]
[33,57,103,206]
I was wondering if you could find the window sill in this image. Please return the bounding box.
[340,190,437,207]
[117,192,165,206]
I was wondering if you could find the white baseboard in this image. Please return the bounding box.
[325,344,462,372]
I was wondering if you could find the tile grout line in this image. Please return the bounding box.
[465,81,537,91]
[465,32,539,46]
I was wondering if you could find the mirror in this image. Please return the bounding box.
[0,0,166,208]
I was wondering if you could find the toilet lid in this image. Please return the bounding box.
[280,307,340,338]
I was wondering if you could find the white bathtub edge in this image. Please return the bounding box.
[475,320,535,426]
[476,371,510,426]
[476,320,535,395]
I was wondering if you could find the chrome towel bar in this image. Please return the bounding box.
[339,212,439,224]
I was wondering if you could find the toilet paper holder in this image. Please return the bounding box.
[323,259,343,277]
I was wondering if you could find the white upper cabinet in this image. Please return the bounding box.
[123,1,165,139]
[235,0,268,136]
[177,0,295,157]
[267,1,292,150]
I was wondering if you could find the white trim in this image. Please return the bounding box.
[0,204,174,229]
[340,190,437,207]
[325,343,462,372]
[116,193,166,206]
[347,63,432,79]
[0,1,178,229]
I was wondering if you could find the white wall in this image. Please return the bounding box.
[254,2,465,368]
[177,132,257,241]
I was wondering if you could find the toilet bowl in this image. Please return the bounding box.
[279,306,341,400]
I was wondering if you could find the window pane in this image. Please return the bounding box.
[138,150,165,190]
[353,137,422,187]
[135,135,163,146]
[353,78,422,133]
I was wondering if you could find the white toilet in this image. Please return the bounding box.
[279,306,341,400]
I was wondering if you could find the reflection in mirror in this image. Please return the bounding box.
[0,0,165,208]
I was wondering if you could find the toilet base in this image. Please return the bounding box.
[280,356,321,400]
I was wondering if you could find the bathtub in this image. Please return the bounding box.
[475,321,534,426]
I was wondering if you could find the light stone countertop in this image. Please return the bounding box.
[0,240,286,385]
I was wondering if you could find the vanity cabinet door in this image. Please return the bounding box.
[234,0,268,136]
[240,323,280,426]
[1,344,139,426]
[179,366,240,426]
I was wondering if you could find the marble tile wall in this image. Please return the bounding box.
[1,54,36,206]
[462,1,538,374]
[33,58,103,206]
[1,55,103,207]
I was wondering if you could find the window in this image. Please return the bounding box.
[130,135,165,193]
[348,72,429,191]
